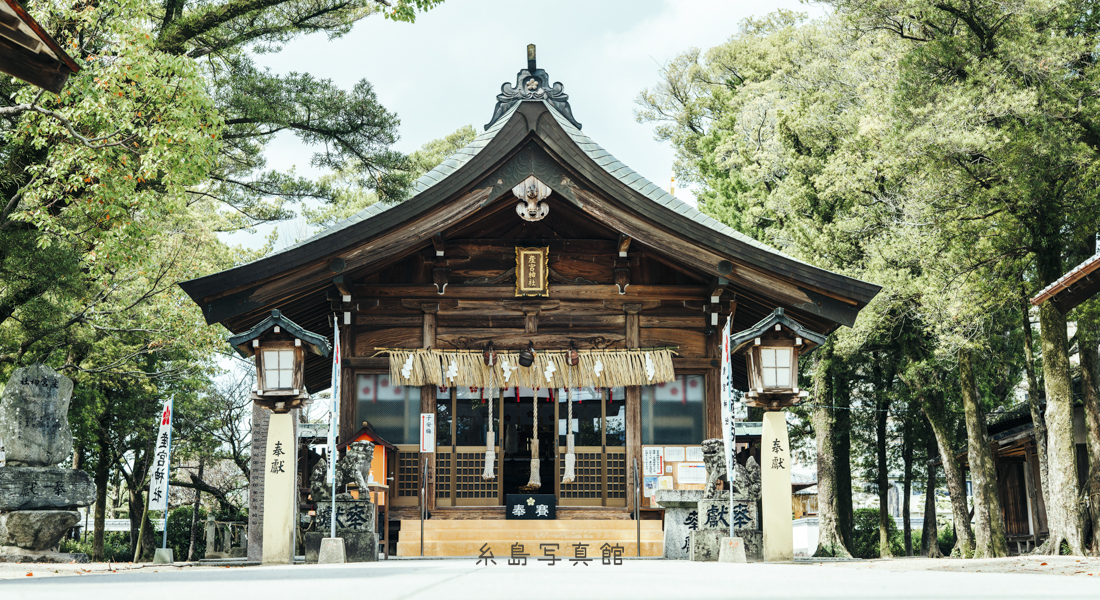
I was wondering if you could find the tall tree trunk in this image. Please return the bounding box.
[903,415,913,556]
[960,347,1008,558]
[835,360,854,549]
[923,391,975,556]
[873,353,893,558]
[1037,299,1086,554]
[91,437,110,561]
[187,456,205,561]
[1020,290,1050,511]
[922,432,944,558]
[1079,322,1100,556]
[1035,218,1086,555]
[812,341,852,557]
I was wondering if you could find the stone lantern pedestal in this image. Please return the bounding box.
[761,411,793,561]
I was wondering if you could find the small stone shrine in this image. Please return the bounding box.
[304,441,378,563]
[203,516,247,559]
[654,438,761,561]
[0,364,95,562]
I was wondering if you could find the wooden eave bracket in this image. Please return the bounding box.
[333,275,351,298]
[433,259,449,295]
[617,234,632,258]
[707,277,729,303]
[432,233,446,257]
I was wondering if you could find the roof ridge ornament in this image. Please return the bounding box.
[485,44,582,131]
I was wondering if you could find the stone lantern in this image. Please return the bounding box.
[227,309,329,564]
[228,309,330,413]
[730,308,825,562]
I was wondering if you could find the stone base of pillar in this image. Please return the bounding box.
[317,538,346,564]
[718,537,747,563]
[152,548,174,564]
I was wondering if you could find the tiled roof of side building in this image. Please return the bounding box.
[1031,251,1100,307]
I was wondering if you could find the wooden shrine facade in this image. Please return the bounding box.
[181,50,880,520]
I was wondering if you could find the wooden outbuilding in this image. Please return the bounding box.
[181,47,879,556]
[0,0,79,93]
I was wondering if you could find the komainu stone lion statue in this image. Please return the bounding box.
[701,438,727,498]
[310,441,374,502]
[701,438,763,500]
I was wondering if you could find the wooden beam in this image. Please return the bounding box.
[401,299,457,311]
[352,284,709,301]
[343,356,389,369]
[673,357,719,369]
[431,233,446,257]
[501,299,561,312]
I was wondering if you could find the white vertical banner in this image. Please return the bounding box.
[328,319,341,539]
[328,320,341,485]
[420,413,435,453]
[719,318,736,537]
[147,399,174,511]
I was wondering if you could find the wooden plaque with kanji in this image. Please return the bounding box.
[515,246,549,297]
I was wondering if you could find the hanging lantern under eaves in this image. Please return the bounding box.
[730,308,826,410]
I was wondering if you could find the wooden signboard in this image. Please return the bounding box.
[515,246,549,297]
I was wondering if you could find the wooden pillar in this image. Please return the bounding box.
[339,319,355,448]
[1023,440,1041,545]
[625,306,642,513]
[705,327,721,440]
[420,304,438,511]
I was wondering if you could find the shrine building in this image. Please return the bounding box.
[181,47,880,558]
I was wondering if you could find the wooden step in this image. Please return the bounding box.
[400,519,662,531]
[396,519,664,557]
[395,540,663,558]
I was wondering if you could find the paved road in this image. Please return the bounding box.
[2,558,1098,600]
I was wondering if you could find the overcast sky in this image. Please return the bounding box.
[228,0,826,249]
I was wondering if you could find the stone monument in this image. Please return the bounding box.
[0,364,95,562]
[304,441,378,563]
[655,438,761,562]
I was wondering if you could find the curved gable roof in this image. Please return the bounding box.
[182,98,878,329]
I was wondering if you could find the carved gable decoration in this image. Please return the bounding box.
[513,175,551,221]
[515,246,549,297]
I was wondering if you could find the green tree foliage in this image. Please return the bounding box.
[304,124,476,228]
[639,3,1091,556]
[0,0,445,563]
[166,505,207,559]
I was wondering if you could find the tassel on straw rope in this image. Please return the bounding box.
[561,367,576,484]
[523,388,541,491]
[483,369,496,481]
